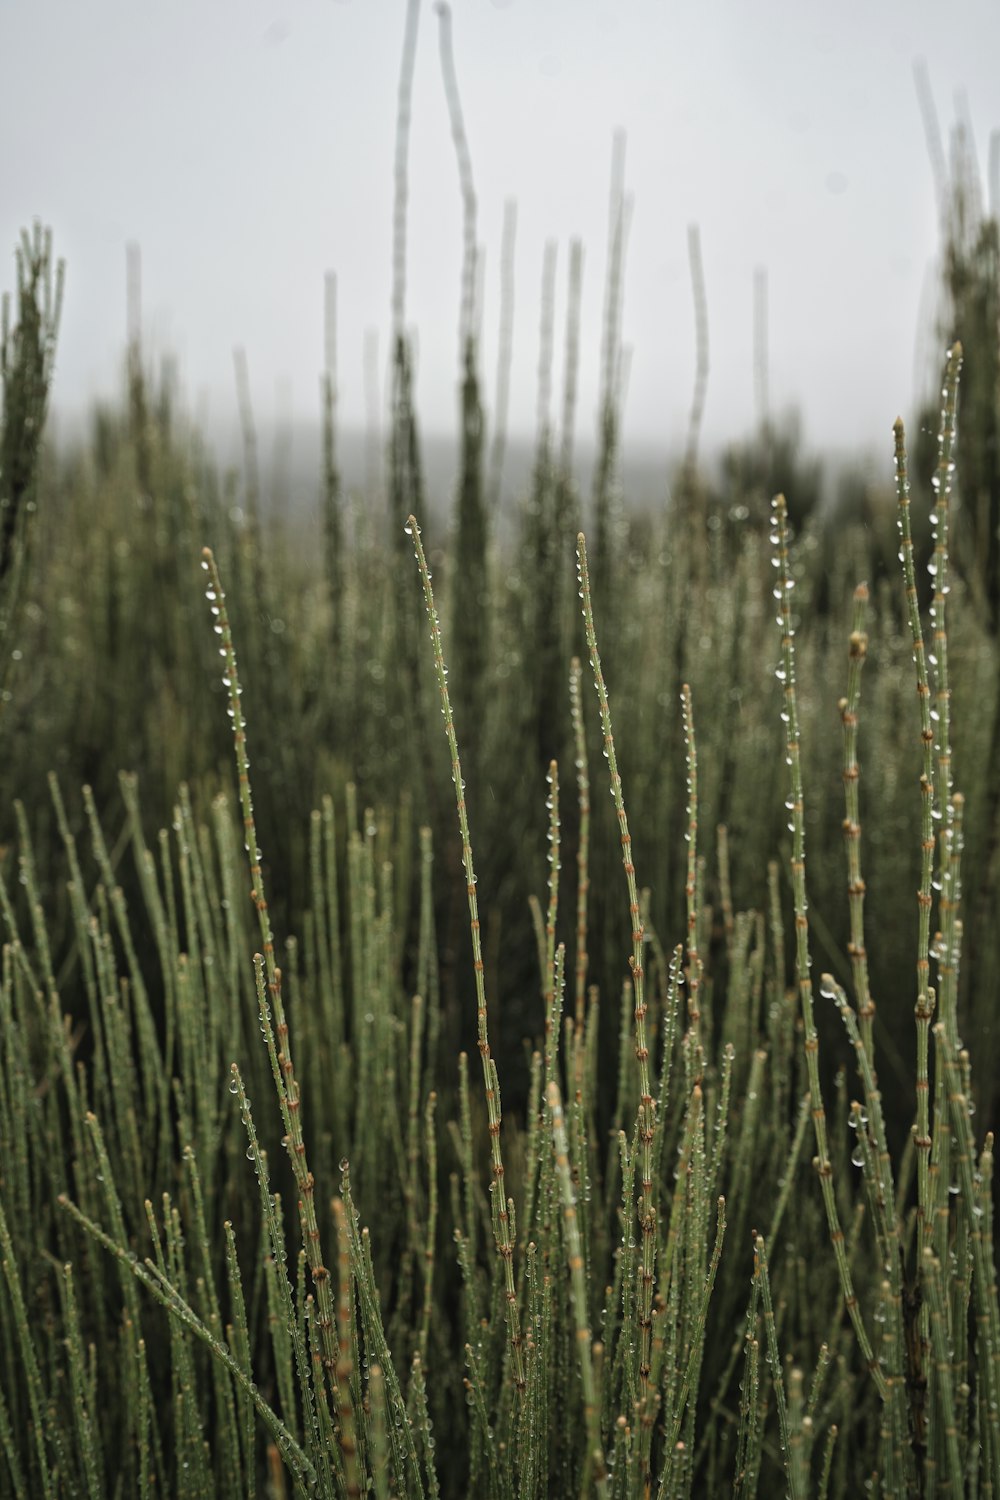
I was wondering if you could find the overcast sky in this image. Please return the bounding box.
[1,0,998,466]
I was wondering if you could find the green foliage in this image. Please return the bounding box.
[0,223,63,711]
[715,409,824,532]
[1,166,1000,1499]
[919,118,1000,632]
[914,111,1000,1128]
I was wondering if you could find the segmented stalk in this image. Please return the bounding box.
[405,517,525,1393]
[928,344,962,821]
[548,1081,608,1499]
[839,583,875,1058]
[681,684,703,1075]
[771,494,886,1401]
[331,1196,361,1498]
[754,1232,798,1499]
[923,1248,963,1494]
[58,1194,319,1492]
[937,1031,1000,1489]
[893,420,939,1272]
[543,761,562,1087]
[569,657,591,1030]
[577,532,657,1449]
[419,1091,437,1368]
[824,975,910,1483]
[200,549,341,1396]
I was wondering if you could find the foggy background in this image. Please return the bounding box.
[1,0,998,505]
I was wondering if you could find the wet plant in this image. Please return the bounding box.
[0,329,997,1494]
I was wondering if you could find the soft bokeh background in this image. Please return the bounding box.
[1,0,998,465]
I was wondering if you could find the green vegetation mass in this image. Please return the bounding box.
[0,37,999,1499]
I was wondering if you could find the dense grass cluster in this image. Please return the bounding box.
[2,28,1000,1494]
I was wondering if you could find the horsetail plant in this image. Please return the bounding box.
[569,655,592,1030]
[681,683,704,1076]
[0,224,64,716]
[577,531,660,1474]
[3,156,1000,1500]
[201,547,344,1411]
[771,492,888,1404]
[894,406,947,1312]
[548,1079,608,1498]
[839,583,875,1061]
[406,514,526,1395]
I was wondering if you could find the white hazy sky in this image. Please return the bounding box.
[1,0,998,464]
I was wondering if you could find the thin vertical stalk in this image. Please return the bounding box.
[548,1081,608,1500]
[331,1197,362,1498]
[681,684,703,1072]
[923,1248,964,1494]
[937,1031,1000,1489]
[543,760,561,1051]
[824,975,910,1481]
[894,416,939,1283]
[839,584,875,1058]
[487,199,517,514]
[926,347,963,1056]
[0,1200,55,1499]
[419,1092,437,1369]
[592,132,629,614]
[200,549,341,1399]
[577,532,657,1464]
[755,1232,797,1499]
[569,657,591,1031]
[392,0,421,340]
[716,823,734,964]
[683,222,709,478]
[406,516,525,1394]
[435,1,478,361]
[928,344,962,819]
[771,494,887,1401]
[559,237,585,483]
